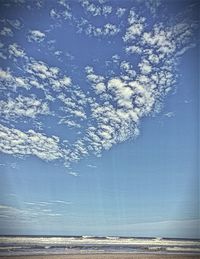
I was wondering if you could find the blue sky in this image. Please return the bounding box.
[0,0,199,238]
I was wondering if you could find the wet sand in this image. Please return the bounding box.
[1,254,200,259]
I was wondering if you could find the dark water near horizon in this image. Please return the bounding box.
[0,235,200,256]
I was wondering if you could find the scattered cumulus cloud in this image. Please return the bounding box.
[87,164,97,168]
[28,30,46,42]
[26,59,72,90]
[77,19,120,37]
[8,43,25,58]
[0,27,13,37]
[123,10,146,42]
[116,8,126,17]
[50,2,72,21]
[80,0,112,17]
[0,0,197,171]
[0,95,50,119]
[0,124,64,161]
[0,201,67,224]
[7,19,22,30]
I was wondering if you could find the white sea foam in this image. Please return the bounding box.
[106,236,120,240]
[0,236,199,247]
[0,236,199,256]
[166,247,200,252]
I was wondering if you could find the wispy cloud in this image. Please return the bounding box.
[123,10,145,42]
[68,171,79,177]
[51,200,72,205]
[76,18,120,37]
[87,164,97,168]
[164,112,175,118]
[0,202,65,224]
[50,1,72,21]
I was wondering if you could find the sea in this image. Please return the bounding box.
[0,235,200,256]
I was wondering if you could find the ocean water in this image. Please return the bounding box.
[0,235,200,256]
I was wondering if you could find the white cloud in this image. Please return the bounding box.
[102,5,112,16]
[86,68,107,95]
[164,112,175,118]
[144,0,162,18]
[0,95,50,119]
[71,109,86,119]
[124,23,144,41]
[0,124,63,161]
[0,52,7,60]
[85,66,94,74]
[58,91,87,123]
[0,69,12,81]
[88,96,139,150]
[84,65,163,153]
[0,1,197,171]
[28,30,46,42]
[0,202,65,224]
[7,19,22,30]
[148,53,160,64]
[125,45,142,55]
[87,73,104,84]
[51,200,72,205]
[128,9,146,25]
[73,139,88,157]
[89,23,119,37]
[50,3,72,21]
[0,27,13,37]
[116,8,126,17]
[0,204,22,215]
[58,0,70,8]
[68,171,79,177]
[81,0,101,16]
[8,43,25,58]
[80,0,112,17]
[87,164,97,168]
[139,22,192,59]
[28,60,57,78]
[77,18,120,37]
[50,9,61,19]
[95,82,106,94]
[58,93,77,109]
[107,78,133,107]
[123,10,145,42]
[139,60,152,75]
[26,59,72,90]
[120,61,136,79]
[59,76,72,87]
[0,69,29,91]
[59,118,81,128]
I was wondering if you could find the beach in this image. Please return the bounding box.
[1,254,200,259]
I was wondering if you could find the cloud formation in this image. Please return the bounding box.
[80,0,112,17]
[28,30,46,42]
[0,0,197,171]
[0,124,64,161]
[0,95,50,119]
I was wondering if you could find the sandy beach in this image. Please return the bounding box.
[1,254,200,259]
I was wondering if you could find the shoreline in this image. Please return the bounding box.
[1,253,200,259]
